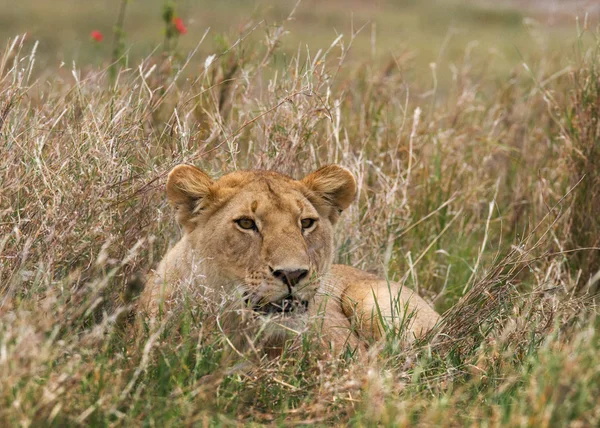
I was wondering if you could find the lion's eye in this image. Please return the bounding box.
[236,218,257,231]
[301,218,317,230]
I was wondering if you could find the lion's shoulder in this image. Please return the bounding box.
[330,264,440,339]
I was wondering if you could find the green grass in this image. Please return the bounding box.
[0,0,582,87]
[1,1,600,426]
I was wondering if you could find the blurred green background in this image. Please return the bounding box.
[0,0,595,83]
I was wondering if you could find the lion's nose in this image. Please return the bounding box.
[271,268,309,288]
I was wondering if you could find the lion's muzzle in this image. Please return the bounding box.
[245,294,309,315]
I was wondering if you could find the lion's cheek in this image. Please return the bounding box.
[201,231,258,279]
[307,235,333,273]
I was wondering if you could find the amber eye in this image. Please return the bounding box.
[236,218,257,231]
[301,218,316,230]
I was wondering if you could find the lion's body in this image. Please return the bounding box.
[139,165,440,356]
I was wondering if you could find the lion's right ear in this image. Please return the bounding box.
[166,164,214,232]
[301,165,357,223]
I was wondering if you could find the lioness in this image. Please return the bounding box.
[139,164,440,356]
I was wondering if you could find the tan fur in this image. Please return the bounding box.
[139,164,440,356]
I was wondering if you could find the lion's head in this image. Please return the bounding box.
[165,164,356,320]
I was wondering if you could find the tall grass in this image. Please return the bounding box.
[1,18,599,425]
[564,43,600,293]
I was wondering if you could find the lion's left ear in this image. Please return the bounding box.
[301,165,357,221]
[166,164,214,232]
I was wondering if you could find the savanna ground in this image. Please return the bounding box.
[1,0,600,426]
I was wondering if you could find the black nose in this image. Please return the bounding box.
[271,268,309,287]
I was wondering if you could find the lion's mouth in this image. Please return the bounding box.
[245,296,309,315]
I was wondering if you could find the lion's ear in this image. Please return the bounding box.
[301,165,357,222]
[166,164,214,232]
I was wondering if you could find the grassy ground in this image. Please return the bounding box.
[0,0,586,85]
[1,1,600,426]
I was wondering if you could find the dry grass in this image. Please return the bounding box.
[1,12,599,426]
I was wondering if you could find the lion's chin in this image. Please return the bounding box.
[257,310,309,343]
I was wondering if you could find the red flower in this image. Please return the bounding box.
[91,30,104,42]
[173,17,187,35]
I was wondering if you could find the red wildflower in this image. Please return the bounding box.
[173,17,187,35]
[91,30,104,42]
